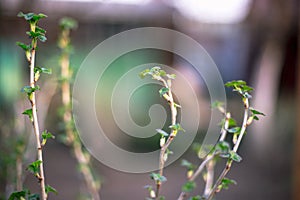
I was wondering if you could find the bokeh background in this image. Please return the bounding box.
[0,0,299,199]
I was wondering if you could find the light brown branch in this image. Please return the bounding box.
[59,27,101,200]
[207,98,249,200]
[29,39,47,200]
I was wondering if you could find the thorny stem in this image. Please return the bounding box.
[206,98,250,200]
[177,107,231,200]
[29,38,47,200]
[233,98,249,152]
[59,24,100,200]
[177,154,214,200]
[155,77,178,198]
[219,112,231,142]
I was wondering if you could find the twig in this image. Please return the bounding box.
[58,17,101,200]
[177,154,214,200]
[29,33,47,200]
[156,77,178,198]
[177,107,231,200]
[206,98,249,200]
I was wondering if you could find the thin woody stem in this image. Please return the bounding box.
[207,98,250,200]
[29,38,47,200]
[155,77,178,199]
[59,26,100,200]
[177,107,230,200]
[177,154,214,200]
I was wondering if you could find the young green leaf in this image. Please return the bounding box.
[28,193,40,200]
[32,13,47,22]
[34,67,52,74]
[18,12,47,23]
[166,74,176,79]
[182,181,196,193]
[17,12,34,21]
[59,17,78,30]
[16,42,31,51]
[228,118,237,127]
[139,68,150,78]
[215,141,230,154]
[150,173,167,183]
[144,185,156,198]
[218,177,237,190]
[156,129,168,137]
[181,159,195,171]
[211,101,224,109]
[45,185,58,195]
[250,108,266,116]
[225,80,246,88]
[36,26,46,34]
[169,123,185,132]
[38,35,47,42]
[159,196,166,200]
[42,130,55,146]
[8,190,27,200]
[225,80,253,98]
[27,160,42,176]
[159,87,169,97]
[21,85,40,94]
[159,69,167,77]
[163,148,173,161]
[188,196,202,200]
[22,108,33,122]
[150,66,161,74]
[229,151,242,162]
[227,127,241,133]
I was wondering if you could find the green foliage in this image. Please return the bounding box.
[26,31,47,42]
[140,70,264,199]
[211,101,224,109]
[159,87,169,97]
[227,127,241,133]
[215,141,230,155]
[156,129,169,137]
[8,189,40,200]
[45,185,58,195]
[150,173,167,183]
[139,66,175,81]
[22,109,33,122]
[229,151,242,162]
[8,190,27,200]
[34,67,52,82]
[41,130,55,146]
[248,108,266,123]
[21,86,40,100]
[59,17,78,30]
[182,181,196,193]
[21,86,40,94]
[17,12,47,23]
[16,11,51,200]
[225,80,253,98]
[16,42,31,51]
[169,123,185,132]
[27,160,42,177]
[189,196,203,200]
[34,67,52,75]
[181,159,196,171]
[218,177,236,190]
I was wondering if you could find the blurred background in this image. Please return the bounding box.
[0,0,299,199]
